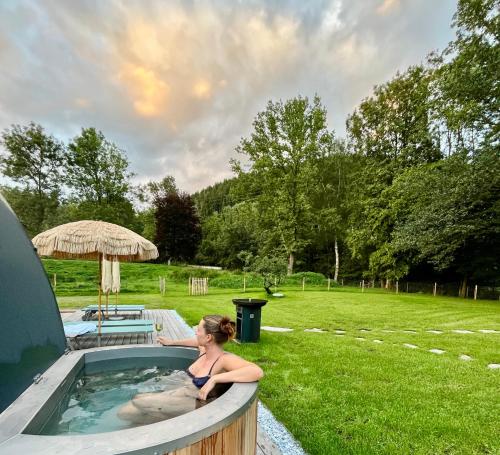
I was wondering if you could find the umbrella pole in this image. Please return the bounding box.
[98,253,102,347]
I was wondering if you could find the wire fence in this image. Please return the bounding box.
[48,271,500,301]
[338,278,500,301]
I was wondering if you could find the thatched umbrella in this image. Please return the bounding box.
[32,220,158,339]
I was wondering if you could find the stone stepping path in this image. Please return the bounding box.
[261,326,294,332]
[260,326,497,369]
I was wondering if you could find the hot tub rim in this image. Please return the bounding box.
[0,345,259,455]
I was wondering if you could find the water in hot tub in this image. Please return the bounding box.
[41,366,205,434]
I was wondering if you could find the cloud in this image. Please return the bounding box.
[0,0,457,193]
[377,0,400,15]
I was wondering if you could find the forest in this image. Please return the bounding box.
[1,0,498,292]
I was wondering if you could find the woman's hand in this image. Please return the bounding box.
[198,377,217,401]
[157,336,174,346]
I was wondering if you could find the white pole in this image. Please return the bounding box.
[53,273,57,290]
[362,280,364,293]
[243,275,246,293]
[433,282,437,296]
[474,285,478,300]
[302,277,305,291]
[328,278,330,291]
[396,281,399,294]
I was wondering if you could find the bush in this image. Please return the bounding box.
[285,272,326,285]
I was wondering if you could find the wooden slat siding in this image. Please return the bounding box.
[166,399,257,455]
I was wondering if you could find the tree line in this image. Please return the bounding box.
[193,0,499,291]
[1,0,498,292]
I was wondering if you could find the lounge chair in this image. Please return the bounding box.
[81,304,145,320]
[64,320,154,348]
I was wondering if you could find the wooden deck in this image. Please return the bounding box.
[59,309,283,455]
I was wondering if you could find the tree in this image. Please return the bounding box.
[133,175,178,241]
[310,141,358,281]
[233,95,333,275]
[196,201,261,268]
[65,127,137,228]
[433,0,499,154]
[154,192,201,262]
[388,147,500,292]
[66,128,132,203]
[346,66,443,283]
[0,123,65,235]
[192,178,240,219]
[240,251,288,295]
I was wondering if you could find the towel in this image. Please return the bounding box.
[64,322,97,337]
[101,254,112,293]
[112,257,120,293]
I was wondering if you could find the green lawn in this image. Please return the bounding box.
[57,278,500,455]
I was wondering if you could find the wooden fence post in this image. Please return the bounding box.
[188,277,191,295]
[328,278,330,291]
[396,281,399,294]
[433,282,437,296]
[406,282,409,293]
[362,280,365,293]
[474,285,478,300]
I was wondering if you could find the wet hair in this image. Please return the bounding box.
[203,315,236,345]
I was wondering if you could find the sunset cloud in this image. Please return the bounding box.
[0,0,457,192]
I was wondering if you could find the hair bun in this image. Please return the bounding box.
[219,316,236,339]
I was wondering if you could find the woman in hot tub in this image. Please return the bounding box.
[118,315,263,424]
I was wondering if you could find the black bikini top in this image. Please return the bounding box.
[186,353,224,389]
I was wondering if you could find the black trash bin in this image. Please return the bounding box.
[232,298,268,343]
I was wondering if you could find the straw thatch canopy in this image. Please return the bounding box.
[32,220,158,261]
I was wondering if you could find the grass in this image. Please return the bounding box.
[53,261,500,454]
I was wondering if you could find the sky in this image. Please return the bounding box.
[0,0,458,193]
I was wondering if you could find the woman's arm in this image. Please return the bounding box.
[157,336,199,347]
[198,354,264,400]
